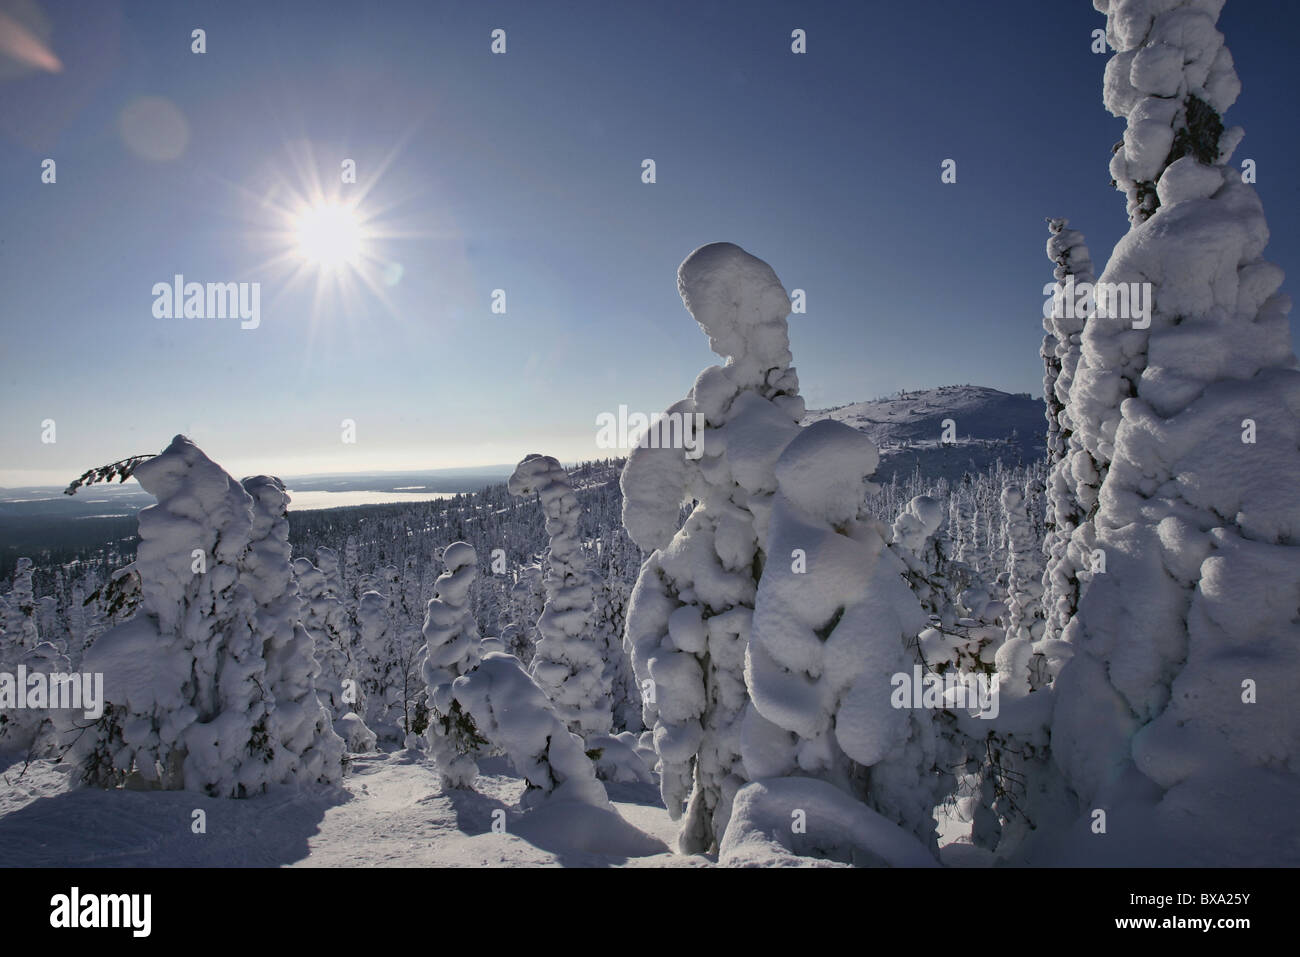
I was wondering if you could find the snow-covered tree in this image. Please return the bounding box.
[316,547,346,603]
[293,554,359,721]
[508,453,612,739]
[357,588,410,741]
[739,420,942,853]
[621,241,804,852]
[240,475,344,786]
[595,572,641,734]
[420,542,485,789]
[950,484,976,568]
[503,562,545,666]
[1041,218,1098,645]
[0,633,70,755]
[891,496,947,619]
[1001,483,1045,649]
[74,436,276,797]
[1,558,40,655]
[337,536,357,606]
[1053,0,1300,863]
[451,652,609,809]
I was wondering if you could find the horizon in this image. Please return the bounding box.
[2,381,1039,486]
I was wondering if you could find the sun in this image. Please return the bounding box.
[233,136,434,339]
[293,201,364,269]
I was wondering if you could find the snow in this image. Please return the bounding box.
[0,750,683,868]
[772,419,879,525]
[334,712,377,753]
[720,777,939,868]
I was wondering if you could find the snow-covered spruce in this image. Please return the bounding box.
[1,558,41,655]
[451,652,609,809]
[967,480,1067,859]
[594,563,642,735]
[1041,218,1098,647]
[891,487,1030,855]
[508,454,612,738]
[0,557,60,752]
[503,563,544,666]
[387,551,434,741]
[62,576,89,668]
[73,436,276,797]
[914,484,1005,679]
[240,476,344,786]
[945,477,1001,631]
[360,565,428,743]
[894,496,982,670]
[891,494,953,628]
[0,640,71,755]
[892,490,994,825]
[420,542,485,789]
[621,241,804,853]
[1000,484,1045,656]
[1053,0,1300,863]
[356,588,406,742]
[343,537,361,604]
[315,546,345,601]
[737,419,941,855]
[293,551,360,722]
[1042,218,1097,471]
[950,482,977,569]
[1101,0,1241,227]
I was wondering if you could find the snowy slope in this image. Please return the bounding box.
[803,385,1045,482]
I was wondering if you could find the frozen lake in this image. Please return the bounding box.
[284,489,463,510]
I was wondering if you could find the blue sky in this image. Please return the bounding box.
[2,0,1297,485]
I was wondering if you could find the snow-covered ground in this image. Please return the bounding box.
[0,746,996,867]
[0,749,702,868]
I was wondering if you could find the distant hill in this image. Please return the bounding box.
[803,385,1046,484]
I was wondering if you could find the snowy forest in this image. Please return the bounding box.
[2,0,1298,871]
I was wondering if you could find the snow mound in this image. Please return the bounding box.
[335,712,377,753]
[720,778,940,867]
[586,732,656,785]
